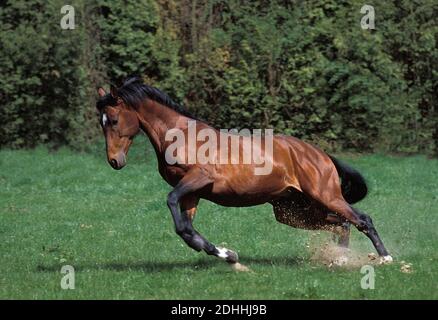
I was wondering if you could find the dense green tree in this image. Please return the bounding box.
[0,0,96,148]
[0,0,436,154]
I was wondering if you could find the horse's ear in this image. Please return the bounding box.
[110,85,118,98]
[97,87,106,97]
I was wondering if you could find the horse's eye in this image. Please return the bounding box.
[112,119,118,125]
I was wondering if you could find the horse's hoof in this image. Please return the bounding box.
[226,250,239,263]
[230,262,250,272]
[217,247,238,263]
[379,255,393,264]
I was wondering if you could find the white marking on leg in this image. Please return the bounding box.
[380,255,393,264]
[216,247,229,260]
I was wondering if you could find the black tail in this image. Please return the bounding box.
[329,155,368,204]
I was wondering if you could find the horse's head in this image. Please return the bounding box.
[96,86,140,170]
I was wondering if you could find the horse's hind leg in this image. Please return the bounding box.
[299,166,391,261]
[313,196,392,262]
[272,198,350,248]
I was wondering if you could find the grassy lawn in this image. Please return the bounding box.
[0,136,437,299]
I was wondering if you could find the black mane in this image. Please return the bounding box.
[116,76,197,120]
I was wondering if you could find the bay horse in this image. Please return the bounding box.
[95,77,393,267]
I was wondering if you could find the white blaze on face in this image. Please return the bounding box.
[102,113,108,126]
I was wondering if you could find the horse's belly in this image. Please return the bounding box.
[200,191,274,207]
[198,168,290,206]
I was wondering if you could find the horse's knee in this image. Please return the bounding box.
[175,222,193,238]
[167,192,179,208]
[175,227,185,237]
[176,227,205,252]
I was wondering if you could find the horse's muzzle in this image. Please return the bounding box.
[109,153,126,170]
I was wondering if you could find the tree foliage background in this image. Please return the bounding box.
[1,0,437,154]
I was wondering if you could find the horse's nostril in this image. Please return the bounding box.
[110,159,118,168]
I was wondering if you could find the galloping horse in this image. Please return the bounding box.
[95,77,392,266]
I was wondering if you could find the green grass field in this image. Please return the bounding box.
[1,136,437,299]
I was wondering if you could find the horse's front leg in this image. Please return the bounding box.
[166,169,238,263]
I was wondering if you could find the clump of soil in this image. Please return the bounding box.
[400,261,413,273]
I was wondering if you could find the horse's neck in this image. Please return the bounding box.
[136,99,190,156]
